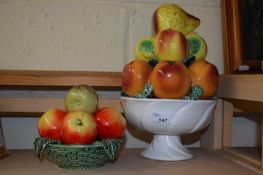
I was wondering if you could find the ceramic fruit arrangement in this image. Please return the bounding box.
[122,3,219,100]
[37,85,126,144]
[34,85,126,169]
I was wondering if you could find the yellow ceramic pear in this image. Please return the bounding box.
[154,3,200,35]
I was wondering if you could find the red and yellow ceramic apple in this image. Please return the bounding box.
[150,60,191,99]
[154,28,187,62]
[95,107,126,139]
[37,108,67,141]
[188,60,219,99]
[122,60,153,96]
[61,111,97,145]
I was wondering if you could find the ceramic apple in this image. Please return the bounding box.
[188,60,219,99]
[95,107,126,139]
[122,60,153,97]
[154,28,187,62]
[64,85,99,114]
[37,108,67,141]
[150,60,191,99]
[61,111,97,144]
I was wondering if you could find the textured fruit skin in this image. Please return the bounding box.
[188,60,219,99]
[122,60,153,96]
[135,36,156,61]
[186,33,207,61]
[37,108,67,141]
[154,3,200,35]
[154,28,187,62]
[150,60,191,99]
[61,111,97,144]
[64,85,99,114]
[95,107,126,139]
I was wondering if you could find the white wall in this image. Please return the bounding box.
[0,0,223,72]
[0,0,258,149]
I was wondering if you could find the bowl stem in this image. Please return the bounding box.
[141,135,193,161]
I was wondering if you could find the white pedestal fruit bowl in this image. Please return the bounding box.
[121,97,217,161]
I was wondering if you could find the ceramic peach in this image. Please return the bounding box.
[150,60,191,99]
[188,60,219,99]
[122,60,153,97]
[154,28,187,62]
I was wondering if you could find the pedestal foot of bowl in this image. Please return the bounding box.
[141,135,193,161]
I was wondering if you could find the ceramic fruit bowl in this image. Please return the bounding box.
[121,97,217,161]
[33,137,123,169]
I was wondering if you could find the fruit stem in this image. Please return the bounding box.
[75,119,83,126]
[167,60,175,65]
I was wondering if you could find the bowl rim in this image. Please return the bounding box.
[35,137,123,149]
[48,139,123,148]
[46,142,103,148]
[120,96,217,103]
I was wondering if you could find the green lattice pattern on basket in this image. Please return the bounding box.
[33,137,123,169]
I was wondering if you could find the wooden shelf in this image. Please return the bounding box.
[0,71,262,174]
[0,148,258,175]
[216,74,263,174]
[0,97,122,116]
[0,70,122,89]
[220,147,261,173]
[217,74,263,102]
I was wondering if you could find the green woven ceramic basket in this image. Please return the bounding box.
[33,137,123,169]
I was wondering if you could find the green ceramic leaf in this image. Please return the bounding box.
[187,37,201,56]
[182,85,204,100]
[183,55,195,67]
[139,40,154,53]
[99,139,123,160]
[134,83,153,98]
[148,58,159,67]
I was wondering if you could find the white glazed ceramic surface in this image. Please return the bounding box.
[121,97,217,161]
